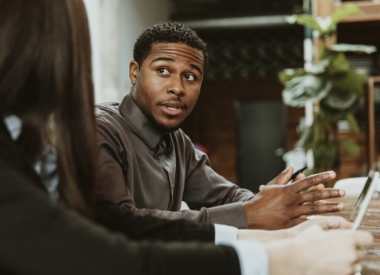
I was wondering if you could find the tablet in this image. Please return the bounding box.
[349,171,379,231]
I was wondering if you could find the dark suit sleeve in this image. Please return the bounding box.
[0,159,241,275]
[94,200,215,242]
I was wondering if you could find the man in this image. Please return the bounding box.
[95,22,345,229]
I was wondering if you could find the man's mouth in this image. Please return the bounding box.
[159,101,187,116]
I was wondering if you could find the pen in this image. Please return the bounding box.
[288,166,307,183]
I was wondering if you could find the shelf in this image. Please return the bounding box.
[338,2,380,23]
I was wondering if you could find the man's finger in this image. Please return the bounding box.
[299,184,326,194]
[294,173,305,182]
[301,189,345,202]
[304,200,326,205]
[297,202,344,216]
[356,250,366,262]
[306,216,352,230]
[310,184,325,190]
[290,171,336,192]
[267,165,295,186]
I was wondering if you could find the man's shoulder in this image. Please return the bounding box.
[95,102,120,119]
[94,102,128,135]
[95,102,124,125]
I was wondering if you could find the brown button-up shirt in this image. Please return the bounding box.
[95,93,254,228]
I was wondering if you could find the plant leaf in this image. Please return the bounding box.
[304,58,331,74]
[316,17,333,31]
[328,52,350,75]
[330,4,362,26]
[282,75,332,107]
[285,15,324,33]
[323,90,357,111]
[278,68,305,84]
[286,5,361,39]
[346,112,360,133]
[319,103,351,123]
[331,69,367,97]
[312,143,337,169]
[339,138,360,157]
[318,3,361,37]
[328,43,377,54]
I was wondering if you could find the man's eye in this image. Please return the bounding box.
[158,68,169,74]
[184,74,195,81]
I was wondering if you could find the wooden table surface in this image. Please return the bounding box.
[331,194,380,274]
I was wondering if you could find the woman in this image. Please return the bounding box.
[0,1,371,275]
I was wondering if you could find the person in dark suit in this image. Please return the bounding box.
[0,1,371,275]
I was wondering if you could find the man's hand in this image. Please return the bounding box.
[285,216,352,237]
[243,170,345,229]
[265,226,373,275]
[238,216,352,243]
[259,165,324,191]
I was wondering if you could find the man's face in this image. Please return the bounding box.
[129,43,204,132]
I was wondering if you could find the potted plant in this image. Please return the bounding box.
[279,4,377,174]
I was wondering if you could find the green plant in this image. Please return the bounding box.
[279,4,377,173]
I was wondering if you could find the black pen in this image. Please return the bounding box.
[287,166,307,183]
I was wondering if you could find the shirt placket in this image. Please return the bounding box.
[155,138,176,210]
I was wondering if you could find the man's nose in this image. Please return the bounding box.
[167,75,185,96]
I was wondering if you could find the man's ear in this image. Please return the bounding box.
[129,60,139,85]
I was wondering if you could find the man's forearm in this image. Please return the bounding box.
[118,200,249,228]
[95,201,215,242]
[237,228,289,243]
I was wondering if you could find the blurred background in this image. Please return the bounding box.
[83,0,380,192]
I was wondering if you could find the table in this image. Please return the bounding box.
[331,195,380,274]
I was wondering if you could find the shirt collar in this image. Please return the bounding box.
[119,92,165,150]
[3,115,22,140]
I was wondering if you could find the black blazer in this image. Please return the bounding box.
[0,121,241,275]
[95,200,215,242]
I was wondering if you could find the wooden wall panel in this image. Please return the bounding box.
[286,107,304,151]
[181,77,285,184]
[336,131,367,182]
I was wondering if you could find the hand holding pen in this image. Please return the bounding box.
[246,166,345,229]
[259,165,307,191]
[287,166,308,184]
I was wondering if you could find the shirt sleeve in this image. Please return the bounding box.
[95,119,247,227]
[214,223,238,245]
[180,131,255,228]
[95,200,215,242]
[214,223,270,275]
[227,241,269,275]
[95,117,253,228]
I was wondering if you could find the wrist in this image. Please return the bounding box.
[276,228,293,240]
[237,229,290,243]
[265,239,303,275]
[243,200,260,229]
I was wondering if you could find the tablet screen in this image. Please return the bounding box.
[350,171,379,231]
[349,171,375,222]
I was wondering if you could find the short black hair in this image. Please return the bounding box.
[133,22,208,68]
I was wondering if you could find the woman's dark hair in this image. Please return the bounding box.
[0,0,96,217]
